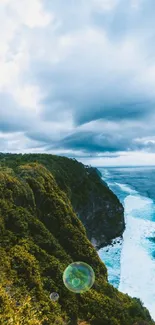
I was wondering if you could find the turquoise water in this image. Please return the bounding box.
[98,166,155,320]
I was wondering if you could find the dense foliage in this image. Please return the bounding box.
[0,153,125,248]
[0,153,154,325]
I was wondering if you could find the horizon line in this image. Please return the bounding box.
[95,165,155,168]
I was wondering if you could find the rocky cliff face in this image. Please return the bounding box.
[0,153,125,249]
[73,166,125,249]
[76,190,124,250]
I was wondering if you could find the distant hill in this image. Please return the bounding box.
[0,153,154,325]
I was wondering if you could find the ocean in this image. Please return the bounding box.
[98,166,155,320]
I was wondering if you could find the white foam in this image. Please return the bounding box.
[119,195,155,320]
[101,169,110,178]
[99,168,155,319]
[98,237,122,287]
[115,182,137,194]
[124,194,153,214]
[105,181,114,186]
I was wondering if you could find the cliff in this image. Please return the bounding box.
[0,153,154,325]
[0,153,125,249]
[72,165,125,249]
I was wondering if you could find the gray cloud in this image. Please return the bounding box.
[0,92,33,133]
[54,131,130,152]
[1,0,155,159]
[46,131,136,154]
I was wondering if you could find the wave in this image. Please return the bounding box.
[119,195,155,320]
[124,194,153,215]
[98,236,122,288]
[100,169,110,179]
[99,167,155,319]
[115,182,138,195]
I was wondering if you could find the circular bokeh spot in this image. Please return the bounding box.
[49,292,59,301]
[63,262,95,293]
[72,278,81,287]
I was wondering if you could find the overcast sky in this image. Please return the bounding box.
[1,0,155,166]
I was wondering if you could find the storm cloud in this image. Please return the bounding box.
[1,0,155,165]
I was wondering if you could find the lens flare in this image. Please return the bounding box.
[49,292,59,301]
[63,261,95,293]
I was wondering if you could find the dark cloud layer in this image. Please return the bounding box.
[56,131,130,153]
[1,0,155,161]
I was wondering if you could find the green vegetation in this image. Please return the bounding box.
[0,153,125,248]
[0,153,154,325]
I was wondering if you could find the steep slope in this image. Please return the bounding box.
[0,153,125,248]
[0,161,154,325]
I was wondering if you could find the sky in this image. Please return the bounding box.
[1,0,155,166]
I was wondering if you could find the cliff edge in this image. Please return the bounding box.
[0,153,125,249]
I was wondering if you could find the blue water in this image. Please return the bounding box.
[98,166,155,320]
